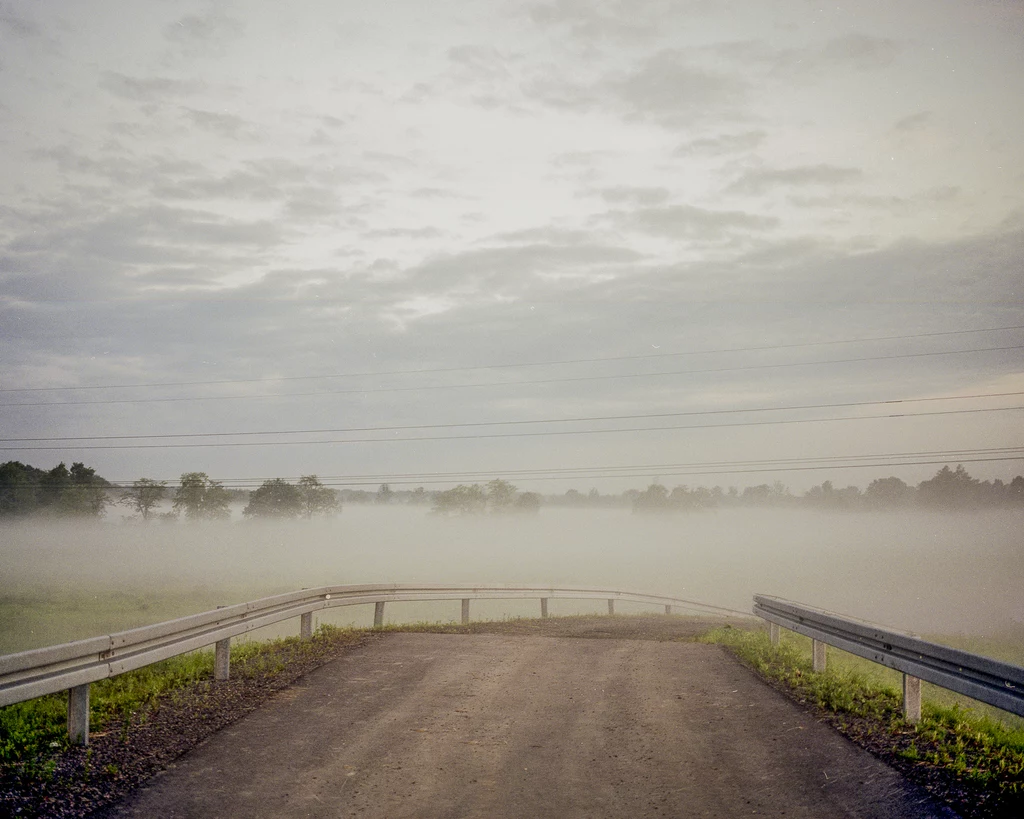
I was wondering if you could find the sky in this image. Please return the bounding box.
[1,0,1023,494]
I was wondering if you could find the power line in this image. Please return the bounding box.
[3,344,1022,408]
[3,324,1022,395]
[3,390,1022,443]
[3,405,1022,451]
[104,446,1024,486]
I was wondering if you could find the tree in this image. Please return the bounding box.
[0,461,44,516]
[173,472,231,521]
[918,465,979,508]
[486,479,517,512]
[864,476,913,507]
[243,479,303,518]
[431,484,486,515]
[633,483,670,512]
[298,475,339,517]
[375,483,393,505]
[514,492,541,514]
[121,478,167,521]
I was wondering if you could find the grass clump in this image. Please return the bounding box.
[0,625,359,772]
[703,625,1024,810]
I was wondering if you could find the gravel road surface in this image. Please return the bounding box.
[103,632,951,818]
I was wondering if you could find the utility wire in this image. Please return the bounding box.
[3,344,1023,408]
[3,405,1022,450]
[103,445,1024,485]
[3,390,1022,443]
[2,324,1022,395]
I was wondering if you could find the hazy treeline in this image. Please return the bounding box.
[0,463,338,521]
[3,461,1022,520]
[628,465,1024,512]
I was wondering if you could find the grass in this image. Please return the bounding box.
[0,625,355,774]
[703,625,1024,806]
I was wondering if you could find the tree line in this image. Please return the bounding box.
[3,461,1021,520]
[628,465,1024,513]
[0,463,339,520]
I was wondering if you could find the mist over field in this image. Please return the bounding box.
[2,506,1021,655]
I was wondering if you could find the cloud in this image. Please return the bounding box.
[0,2,40,38]
[163,12,245,48]
[674,131,765,156]
[594,186,671,206]
[600,203,778,239]
[100,71,205,102]
[727,165,862,196]
[821,34,900,70]
[184,108,259,141]
[526,48,745,126]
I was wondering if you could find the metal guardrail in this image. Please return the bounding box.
[753,594,1024,723]
[0,583,749,744]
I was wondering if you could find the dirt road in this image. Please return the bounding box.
[104,633,951,818]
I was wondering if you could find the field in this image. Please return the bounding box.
[2,505,1023,658]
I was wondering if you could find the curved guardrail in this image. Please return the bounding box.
[753,594,1024,723]
[0,584,749,744]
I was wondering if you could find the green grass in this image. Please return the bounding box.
[703,625,1024,801]
[0,625,355,773]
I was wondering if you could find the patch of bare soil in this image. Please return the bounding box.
[415,612,753,641]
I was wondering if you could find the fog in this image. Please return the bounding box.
[2,506,1022,655]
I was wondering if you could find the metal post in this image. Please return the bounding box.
[461,598,470,625]
[68,684,89,746]
[812,639,826,673]
[607,599,615,616]
[769,622,780,646]
[541,598,549,618]
[664,604,672,615]
[215,638,231,681]
[300,612,313,640]
[374,601,385,628]
[903,674,922,724]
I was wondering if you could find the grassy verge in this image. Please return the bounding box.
[0,625,359,775]
[703,625,1024,815]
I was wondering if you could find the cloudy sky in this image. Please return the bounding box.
[1,0,1023,494]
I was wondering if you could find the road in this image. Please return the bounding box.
[105,633,952,818]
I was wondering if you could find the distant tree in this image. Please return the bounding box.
[173,472,232,521]
[514,492,541,514]
[410,487,429,505]
[297,475,339,517]
[486,479,517,512]
[563,489,583,505]
[120,478,167,521]
[741,484,772,505]
[864,476,913,507]
[431,484,486,515]
[0,461,43,516]
[376,483,393,505]
[50,462,108,517]
[633,483,670,512]
[918,465,979,508]
[244,478,303,518]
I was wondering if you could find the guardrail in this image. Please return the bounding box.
[753,594,1024,723]
[0,584,749,745]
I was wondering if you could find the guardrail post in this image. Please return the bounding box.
[541,598,549,618]
[607,599,615,616]
[215,638,231,681]
[374,601,385,628]
[769,622,780,646]
[812,639,826,673]
[665,604,672,615]
[68,684,89,746]
[300,612,313,640]
[461,599,470,625]
[903,674,922,723]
